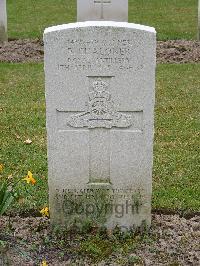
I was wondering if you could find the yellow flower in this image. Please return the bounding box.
[0,164,4,172]
[40,207,49,217]
[41,260,48,266]
[22,171,36,185]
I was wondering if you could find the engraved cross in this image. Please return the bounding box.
[94,0,111,19]
[56,77,143,187]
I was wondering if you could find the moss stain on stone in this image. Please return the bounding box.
[52,187,146,230]
[53,187,113,227]
[0,25,7,43]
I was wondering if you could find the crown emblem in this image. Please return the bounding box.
[67,78,132,129]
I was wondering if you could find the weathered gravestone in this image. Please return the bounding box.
[198,0,200,40]
[0,0,7,43]
[77,0,128,22]
[44,21,156,229]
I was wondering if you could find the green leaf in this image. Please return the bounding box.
[0,191,14,215]
[0,182,7,203]
[0,183,15,215]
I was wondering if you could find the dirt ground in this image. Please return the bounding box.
[0,39,200,64]
[0,214,199,265]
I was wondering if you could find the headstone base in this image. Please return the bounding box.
[0,25,7,43]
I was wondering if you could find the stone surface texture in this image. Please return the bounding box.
[0,0,7,43]
[198,0,200,40]
[77,0,128,22]
[44,21,156,229]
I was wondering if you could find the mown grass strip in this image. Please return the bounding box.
[0,63,199,213]
[7,0,198,40]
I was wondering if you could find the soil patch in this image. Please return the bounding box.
[0,39,200,64]
[0,39,44,63]
[157,40,200,64]
[0,214,199,265]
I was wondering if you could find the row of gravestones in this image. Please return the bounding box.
[1,0,200,43]
[0,0,128,43]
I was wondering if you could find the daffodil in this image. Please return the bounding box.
[0,164,4,172]
[41,260,48,266]
[22,171,36,185]
[40,207,49,217]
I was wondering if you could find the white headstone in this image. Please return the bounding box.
[77,0,128,22]
[198,0,200,40]
[0,0,7,43]
[44,21,156,230]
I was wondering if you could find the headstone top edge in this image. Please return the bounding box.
[43,21,156,36]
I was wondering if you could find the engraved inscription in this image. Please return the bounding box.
[57,38,142,72]
[94,0,112,19]
[67,78,132,129]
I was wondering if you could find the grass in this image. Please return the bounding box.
[0,63,199,214]
[7,0,198,40]
[154,64,200,212]
[0,63,47,211]
[129,0,198,40]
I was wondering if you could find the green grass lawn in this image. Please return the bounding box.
[7,0,198,40]
[0,63,199,215]
[154,64,200,213]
